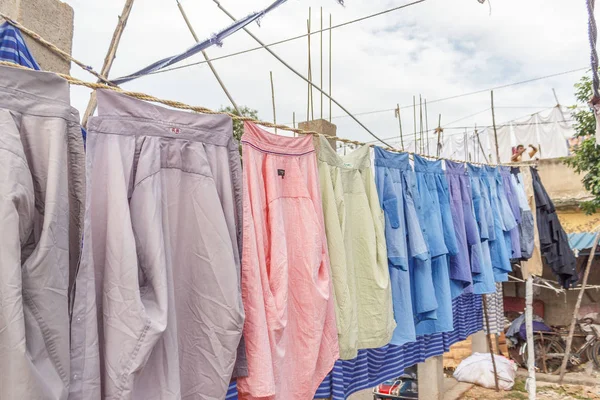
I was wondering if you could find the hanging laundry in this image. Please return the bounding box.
[530,167,578,287]
[500,166,522,260]
[483,283,506,335]
[314,137,395,360]
[520,167,544,277]
[483,166,513,282]
[0,65,85,400]
[445,160,480,297]
[466,164,498,295]
[510,167,535,260]
[412,155,456,335]
[237,124,338,400]
[374,148,428,346]
[70,90,245,400]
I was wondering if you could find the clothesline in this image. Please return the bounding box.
[0,59,538,169]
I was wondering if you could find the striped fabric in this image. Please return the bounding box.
[0,22,40,70]
[484,283,505,335]
[226,293,482,400]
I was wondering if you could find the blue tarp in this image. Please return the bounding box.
[568,232,598,252]
[111,0,289,85]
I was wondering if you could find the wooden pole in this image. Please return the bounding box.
[320,7,323,120]
[474,125,490,164]
[176,0,240,113]
[329,14,332,122]
[81,0,135,127]
[413,95,417,153]
[482,296,501,392]
[270,71,277,134]
[491,90,501,163]
[558,231,600,383]
[525,276,537,400]
[419,94,424,154]
[293,111,296,129]
[395,103,404,150]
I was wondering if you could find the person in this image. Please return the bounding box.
[511,144,538,162]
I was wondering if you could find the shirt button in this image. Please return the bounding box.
[76,317,82,323]
[72,374,79,381]
[422,229,427,233]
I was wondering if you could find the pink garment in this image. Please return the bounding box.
[237,123,339,400]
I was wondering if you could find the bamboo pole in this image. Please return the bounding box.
[211,0,392,147]
[525,276,537,400]
[425,98,430,155]
[559,232,600,383]
[482,296,501,392]
[176,0,240,113]
[474,125,490,164]
[491,90,501,163]
[306,17,311,122]
[396,103,404,150]
[329,14,332,122]
[81,0,135,127]
[419,95,424,154]
[270,71,277,134]
[320,7,323,120]
[308,8,314,121]
[436,114,442,157]
[413,95,417,153]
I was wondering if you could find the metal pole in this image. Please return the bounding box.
[396,104,404,150]
[82,0,136,127]
[176,0,240,113]
[482,296,501,392]
[559,232,600,383]
[211,0,392,147]
[491,90,501,163]
[270,71,277,134]
[320,7,323,120]
[329,13,332,122]
[525,276,537,400]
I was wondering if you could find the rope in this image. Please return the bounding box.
[588,0,600,99]
[0,12,115,86]
[0,60,534,167]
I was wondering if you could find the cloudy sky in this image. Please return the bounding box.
[63,0,590,147]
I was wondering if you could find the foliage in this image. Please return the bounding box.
[564,75,600,214]
[219,105,259,143]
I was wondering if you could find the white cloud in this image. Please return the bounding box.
[64,0,590,147]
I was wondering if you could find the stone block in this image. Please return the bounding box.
[298,119,337,149]
[418,355,444,400]
[0,0,74,74]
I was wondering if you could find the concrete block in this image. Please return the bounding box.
[298,119,337,149]
[418,355,444,400]
[470,331,489,353]
[0,0,74,74]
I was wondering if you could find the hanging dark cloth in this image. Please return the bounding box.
[530,167,577,287]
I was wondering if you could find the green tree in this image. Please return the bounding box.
[564,75,600,213]
[219,105,259,143]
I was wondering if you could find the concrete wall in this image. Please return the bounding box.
[0,0,73,74]
[536,158,592,206]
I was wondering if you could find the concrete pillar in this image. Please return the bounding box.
[471,331,489,353]
[0,0,74,74]
[298,119,337,149]
[418,355,444,400]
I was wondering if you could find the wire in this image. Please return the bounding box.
[145,0,428,76]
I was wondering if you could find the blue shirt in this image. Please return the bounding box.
[500,166,522,260]
[374,147,428,345]
[467,165,498,295]
[412,155,454,335]
[484,166,513,282]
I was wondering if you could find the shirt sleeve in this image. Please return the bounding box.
[403,172,429,261]
[377,168,408,270]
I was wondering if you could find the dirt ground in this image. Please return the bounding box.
[460,379,600,400]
